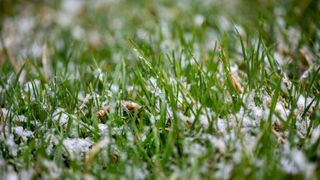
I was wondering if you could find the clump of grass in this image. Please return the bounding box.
[0,0,319,179]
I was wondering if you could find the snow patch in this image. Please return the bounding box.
[63,138,93,154]
[53,108,69,125]
[14,126,34,141]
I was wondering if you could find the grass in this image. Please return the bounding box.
[0,0,320,179]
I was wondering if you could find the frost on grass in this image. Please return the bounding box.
[0,0,319,179]
[174,86,317,176]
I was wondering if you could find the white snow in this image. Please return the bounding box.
[184,140,207,164]
[199,115,209,129]
[4,135,18,156]
[42,160,61,179]
[18,17,35,34]
[98,123,109,136]
[15,115,27,122]
[63,138,93,154]
[215,162,233,180]
[1,108,9,118]
[71,26,85,40]
[52,108,69,125]
[216,118,228,132]
[62,0,84,14]
[207,135,226,153]
[93,68,104,81]
[13,126,34,141]
[177,111,194,125]
[310,125,320,144]
[281,143,315,176]
[274,102,289,119]
[110,84,119,93]
[194,15,205,26]
[56,0,83,27]
[4,171,18,180]
[24,80,41,95]
[297,95,314,110]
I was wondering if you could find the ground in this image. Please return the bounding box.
[0,0,320,179]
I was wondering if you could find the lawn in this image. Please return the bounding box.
[0,0,319,179]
